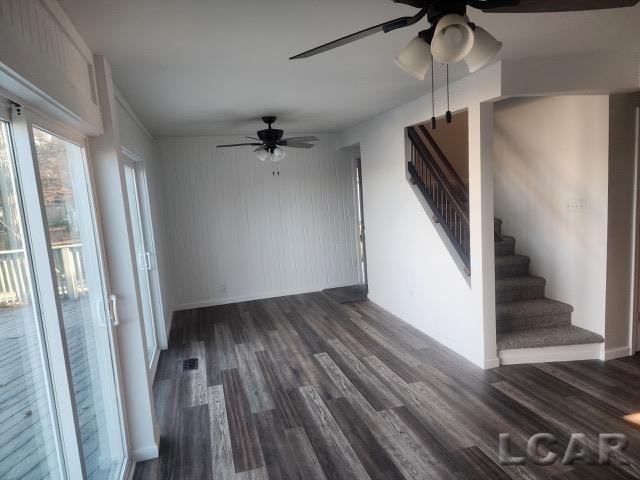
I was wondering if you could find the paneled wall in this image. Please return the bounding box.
[156,135,361,309]
[0,0,101,133]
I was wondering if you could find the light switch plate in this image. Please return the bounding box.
[566,198,587,211]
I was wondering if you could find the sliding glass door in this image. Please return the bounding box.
[32,127,126,480]
[0,120,65,480]
[124,161,156,365]
[0,99,128,480]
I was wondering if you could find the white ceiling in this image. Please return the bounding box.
[58,0,640,137]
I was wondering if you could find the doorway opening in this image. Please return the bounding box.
[354,152,368,287]
[322,146,368,305]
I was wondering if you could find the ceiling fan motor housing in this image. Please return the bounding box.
[425,0,467,24]
[257,116,283,151]
[258,128,284,145]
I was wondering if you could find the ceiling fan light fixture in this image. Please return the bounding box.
[463,25,502,73]
[256,147,286,162]
[272,147,286,162]
[430,14,475,64]
[394,36,431,80]
[256,149,269,162]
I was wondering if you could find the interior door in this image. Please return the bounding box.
[124,160,157,365]
[31,125,126,479]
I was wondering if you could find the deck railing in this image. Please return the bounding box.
[0,244,86,306]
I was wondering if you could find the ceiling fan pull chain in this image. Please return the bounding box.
[431,57,436,130]
[446,64,452,124]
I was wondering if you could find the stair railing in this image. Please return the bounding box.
[407,125,471,271]
[415,125,469,205]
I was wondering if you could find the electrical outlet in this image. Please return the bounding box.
[566,198,587,211]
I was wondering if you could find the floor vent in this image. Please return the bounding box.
[183,358,198,371]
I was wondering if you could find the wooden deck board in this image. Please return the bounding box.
[0,297,111,479]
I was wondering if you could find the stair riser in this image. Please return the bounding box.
[494,219,502,239]
[495,241,515,257]
[496,285,545,303]
[497,313,572,333]
[496,263,530,279]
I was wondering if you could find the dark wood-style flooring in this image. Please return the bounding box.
[134,292,640,480]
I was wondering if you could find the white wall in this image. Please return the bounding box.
[90,56,159,461]
[605,92,640,356]
[493,96,610,337]
[156,135,361,309]
[340,65,502,368]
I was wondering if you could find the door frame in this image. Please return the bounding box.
[353,150,368,285]
[632,106,640,353]
[122,148,167,355]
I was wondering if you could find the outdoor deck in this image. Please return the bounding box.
[0,298,111,479]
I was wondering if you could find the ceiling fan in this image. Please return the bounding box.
[290,0,639,78]
[217,116,319,162]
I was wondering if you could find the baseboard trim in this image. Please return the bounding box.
[132,443,159,462]
[484,357,501,369]
[498,343,603,366]
[173,282,360,311]
[603,345,633,361]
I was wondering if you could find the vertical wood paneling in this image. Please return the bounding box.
[0,0,95,102]
[156,135,360,309]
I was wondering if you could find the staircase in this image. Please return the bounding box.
[494,219,604,361]
[407,124,604,365]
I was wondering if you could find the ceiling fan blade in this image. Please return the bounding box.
[279,136,319,145]
[254,146,268,152]
[290,8,427,60]
[391,0,430,7]
[216,143,264,148]
[282,143,315,149]
[472,0,639,12]
[246,136,260,140]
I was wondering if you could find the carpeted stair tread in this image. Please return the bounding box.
[495,236,516,257]
[497,325,604,350]
[495,254,531,279]
[496,298,573,320]
[496,275,546,303]
[496,275,545,292]
[495,255,530,268]
[496,255,531,269]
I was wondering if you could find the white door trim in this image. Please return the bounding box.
[632,105,640,353]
